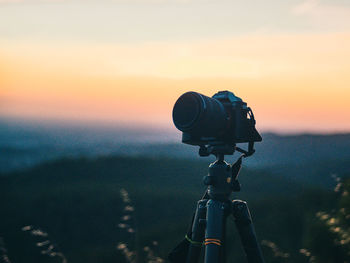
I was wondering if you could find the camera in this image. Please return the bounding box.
[172,91,262,156]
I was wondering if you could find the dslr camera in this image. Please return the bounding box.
[172,91,262,156]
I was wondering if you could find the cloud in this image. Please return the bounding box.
[291,0,319,15]
[1,32,349,80]
[291,0,350,30]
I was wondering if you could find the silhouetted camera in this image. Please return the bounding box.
[172,91,262,155]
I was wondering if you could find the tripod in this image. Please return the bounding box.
[169,150,265,263]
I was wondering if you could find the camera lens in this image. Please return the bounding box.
[172,92,227,136]
[172,92,202,130]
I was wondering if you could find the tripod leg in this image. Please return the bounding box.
[186,199,207,263]
[168,191,209,263]
[232,200,265,263]
[204,200,227,263]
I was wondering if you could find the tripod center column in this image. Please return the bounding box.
[204,199,228,263]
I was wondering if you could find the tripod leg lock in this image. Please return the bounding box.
[232,200,252,225]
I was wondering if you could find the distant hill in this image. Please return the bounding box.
[1,119,350,177]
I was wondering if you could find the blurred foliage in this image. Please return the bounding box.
[302,177,350,263]
[0,156,349,263]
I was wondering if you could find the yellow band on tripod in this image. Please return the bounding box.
[185,235,204,247]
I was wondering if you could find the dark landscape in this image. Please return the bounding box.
[1,119,350,263]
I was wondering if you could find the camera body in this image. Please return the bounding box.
[172,91,262,152]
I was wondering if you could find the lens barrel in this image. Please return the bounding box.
[172,92,227,137]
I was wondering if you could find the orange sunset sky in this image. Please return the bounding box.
[0,0,349,133]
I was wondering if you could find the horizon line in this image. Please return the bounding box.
[1,115,349,137]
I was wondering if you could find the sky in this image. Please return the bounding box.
[0,0,350,133]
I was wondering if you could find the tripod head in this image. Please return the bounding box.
[203,153,245,201]
[198,141,256,157]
